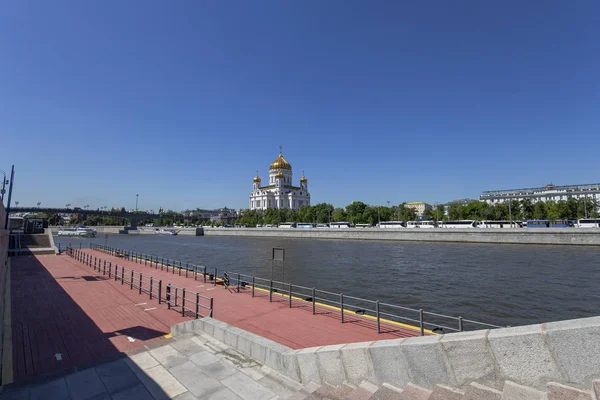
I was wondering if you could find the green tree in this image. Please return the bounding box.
[331,208,347,222]
[533,201,547,220]
[546,201,559,220]
[448,202,462,220]
[520,199,534,220]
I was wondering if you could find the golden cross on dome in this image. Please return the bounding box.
[279,145,283,155]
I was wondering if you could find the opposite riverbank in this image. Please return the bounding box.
[51,226,600,245]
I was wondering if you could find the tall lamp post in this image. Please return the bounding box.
[136,194,139,212]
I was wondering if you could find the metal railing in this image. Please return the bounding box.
[89,243,503,335]
[66,246,213,319]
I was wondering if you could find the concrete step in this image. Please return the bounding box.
[547,382,592,400]
[399,383,432,400]
[464,382,502,400]
[306,383,355,400]
[371,383,403,400]
[501,381,546,400]
[430,384,464,400]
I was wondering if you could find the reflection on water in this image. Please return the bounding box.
[55,234,600,328]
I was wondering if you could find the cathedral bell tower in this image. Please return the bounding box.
[253,171,261,190]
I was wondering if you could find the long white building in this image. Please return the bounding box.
[480,183,600,204]
[249,148,310,211]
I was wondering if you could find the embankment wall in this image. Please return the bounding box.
[203,227,600,246]
[173,315,600,393]
[0,202,8,383]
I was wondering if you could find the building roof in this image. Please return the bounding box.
[481,183,600,196]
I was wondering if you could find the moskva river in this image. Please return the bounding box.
[54,234,600,329]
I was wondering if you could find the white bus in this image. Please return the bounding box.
[296,223,315,228]
[355,223,373,228]
[477,220,522,228]
[406,221,437,228]
[378,221,407,228]
[441,220,477,228]
[330,222,352,228]
[577,219,600,228]
[278,222,296,228]
[316,223,330,228]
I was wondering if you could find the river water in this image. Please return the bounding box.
[54,234,600,329]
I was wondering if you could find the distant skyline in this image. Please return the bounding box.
[1,1,599,211]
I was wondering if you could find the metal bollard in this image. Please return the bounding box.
[195,293,200,319]
[166,284,171,309]
[419,309,424,336]
[458,316,463,332]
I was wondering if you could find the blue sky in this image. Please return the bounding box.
[1,1,598,211]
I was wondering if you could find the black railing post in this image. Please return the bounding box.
[195,293,199,319]
[158,280,162,304]
[114,265,118,282]
[312,288,316,315]
[121,267,124,284]
[204,266,207,283]
[209,298,213,317]
[130,270,134,289]
[166,284,171,309]
[458,316,464,332]
[237,273,240,293]
[194,265,197,281]
[252,276,255,297]
[340,293,344,323]
[150,277,153,300]
[174,288,178,307]
[103,262,106,276]
[376,301,381,333]
[214,268,217,286]
[108,262,111,278]
[419,309,424,336]
[186,263,188,278]
[269,280,273,302]
[139,273,142,295]
[181,288,186,317]
[289,283,292,308]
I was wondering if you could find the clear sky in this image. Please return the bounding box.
[1,1,598,211]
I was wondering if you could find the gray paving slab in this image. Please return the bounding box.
[149,344,188,369]
[202,387,244,400]
[96,358,141,395]
[257,372,305,398]
[125,351,159,371]
[0,387,30,400]
[170,338,205,357]
[65,368,108,400]
[221,372,276,400]
[173,392,199,400]
[169,361,224,398]
[111,384,155,400]
[30,378,70,400]
[189,350,220,367]
[201,360,238,380]
[138,364,188,400]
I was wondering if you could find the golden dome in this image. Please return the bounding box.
[275,170,284,179]
[270,147,292,170]
[253,171,261,183]
[300,170,307,183]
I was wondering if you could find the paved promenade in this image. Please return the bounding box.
[83,249,421,349]
[1,331,316,400]
[8,255,186,383]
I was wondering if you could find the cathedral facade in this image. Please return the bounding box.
[249,149,310,211]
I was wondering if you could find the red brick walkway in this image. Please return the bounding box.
[83,249,420,349]
[10,254,186,383]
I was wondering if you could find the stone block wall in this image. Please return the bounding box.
[172,315,600,394]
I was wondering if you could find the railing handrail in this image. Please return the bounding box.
[88,243,503,333]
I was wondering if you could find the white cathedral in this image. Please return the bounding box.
[249,148,311,211]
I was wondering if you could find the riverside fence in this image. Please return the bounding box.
[89,243,503,335]
[66,246,213,319]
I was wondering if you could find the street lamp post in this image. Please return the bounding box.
[136,194,139,212]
